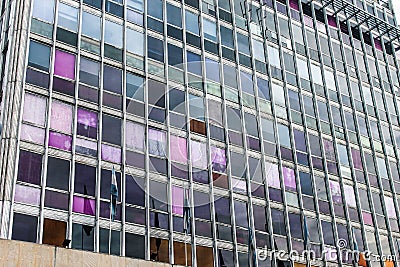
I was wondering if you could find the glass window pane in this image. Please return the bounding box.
[203,18,216,41]
[58,3,78,31]
[50,101,73,134]
[47,157,70,190]
[54,50,76,79]
[186,11,199,34]
[28,41,51,71]
[105,20,123,47]
[167,3,182,27]
[82,12,101,40]
[126,28,144,55]
[12,213,37,243]
[32,0,55,22]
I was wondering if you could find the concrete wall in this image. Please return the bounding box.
[0,239,177,267]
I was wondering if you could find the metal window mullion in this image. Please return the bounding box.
[308,3,347,263]
[364,32,398,263]
[37,0,61,245]
[180,1,198,266]
[296,1,329,259]
[67,0,85,248]
[143,0,150,261]
[343,17,379,256]
[120,0,128,257]
[5,0,35,240]
[257,1,286,262]
[95,0,107,254]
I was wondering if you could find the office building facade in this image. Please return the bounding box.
[0,0,400,266]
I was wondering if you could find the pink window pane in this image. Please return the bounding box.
[50,101,73,134]
[77,108,98,128]
[14,184,40,205]
[76,138,97,157]
[384,196,397,219]
[351,148,363,169]
[327,15,337,28]
[170,135,187,163]
[190,140,207,169]
[73,196,95,215]
[323,139,336,161]
[343,184,357,208]
[101,144,121,163]
[266,162,280,189]
[304,16,313,28]
[362,212,373,225]
[126,121,145,151]
[23,93,47,126]
[172,186,184,215]
[374,38,383,51]
[20,124,45,145]
[54,50,76,79]
[232,178,247,194]
[211,146,226,172]
[329,181,342,204]
[283,167,296,191]
[48,131,72,151]
[289,0,299,10]
[148,128,166,156]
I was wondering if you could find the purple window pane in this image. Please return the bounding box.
[50,101,73,134]
[17,150,42,185]
[150,212,169,230]
[327,161,338,175]
[343,184,357,207]
[170,135,187,163]
[276,2,286,14]
[171,163,188,180]
[304,16,314,28]
[283,167,296,191]
[126,121,145,151]
[280,147,293,161]
[103,65,122,94]
[247,136,261,151]
[374,38,383,51]
[268,188,283,202]
[103,92,122,110]
[75,163,96,196]
[149,157,167,175]
[323,139,336,161]
[14,184,40,205]
[312,157,324,170]
[384,196,397,219]
[48,131,72,151]
[289,0,299,10]
[191,141,207,169]
[73,196,95,215]
[75,138,97,157]
[172,186,184,215]
[192,169,209,184]
[327,15,337,27]
[23,93,46,126]
[126,176,145,206]
[362,212,373,225]
[351,148,363,169]
[26,69,50,88]
[195,220,212,238]
[211,146,226,172]
[77,108,98,139]
[126,151,145,169]
[266,162,280,189]
[101,144,122,163]
[329,181,342,204]
[20,124,45,145]
[232,178,247,194]
[44,190,69,210]
[78,84,99,103]
[148,128,166,156]
[126,206,146,225]
[214,197,231,224]
[251,183,265,198]
[54,50,76,79]
[100,201,121,220]
[53,77,75,96]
